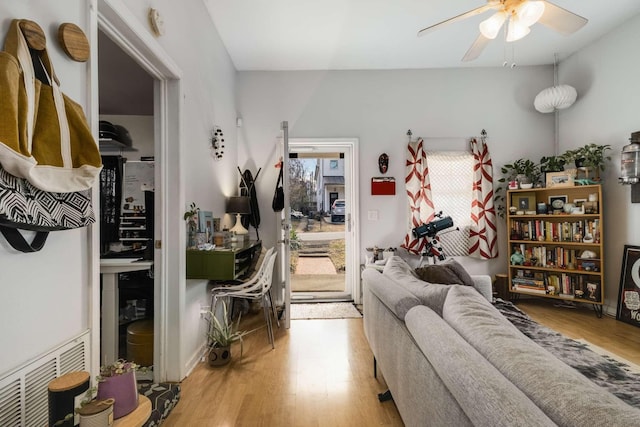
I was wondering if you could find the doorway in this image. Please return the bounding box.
[95,1,183,381]
[288,139,360,303]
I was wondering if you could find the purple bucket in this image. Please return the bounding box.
[96,370,138,419]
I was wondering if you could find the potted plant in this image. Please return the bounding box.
[207,300,251,366]
[184,202,199,248]
[494,159,541,218]
[96,359,139,419]
[539,154,567,173]
[564,143,611,170]
[498,159,541,190]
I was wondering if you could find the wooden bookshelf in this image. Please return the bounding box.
[506,184,604,316]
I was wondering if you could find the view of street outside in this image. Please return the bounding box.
[288,158,346,293]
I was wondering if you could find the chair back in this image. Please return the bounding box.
[243,247,267,281]
[256,249,278,296]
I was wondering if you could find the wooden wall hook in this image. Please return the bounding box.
[19,20,46,51]
[58,23,90,62]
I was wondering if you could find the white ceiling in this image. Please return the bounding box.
[204,0,640,70]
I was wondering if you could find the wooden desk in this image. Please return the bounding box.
[113,395,151,427]
[186,240,261,280]
[100,259,154,365]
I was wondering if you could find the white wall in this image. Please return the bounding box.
[559,13,640,314]
[237,67,555,299]
[0,1,92,375]
[0,0,239,380]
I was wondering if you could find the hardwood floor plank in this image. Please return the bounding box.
[164,299,639,426]
[163,315,402,427]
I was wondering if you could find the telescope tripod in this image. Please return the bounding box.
[419,235,446,265]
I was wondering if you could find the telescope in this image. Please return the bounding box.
[412,214,454,239]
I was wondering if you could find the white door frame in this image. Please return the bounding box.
[288,138,361,304]
[91,0,184,381]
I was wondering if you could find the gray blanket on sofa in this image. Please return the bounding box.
[494,299,640,409]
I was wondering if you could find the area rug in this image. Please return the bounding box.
[574,339,640,374]
[137,381,180,427]
[494,299,640,408]
[290,302,362,320]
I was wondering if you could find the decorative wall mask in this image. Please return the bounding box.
[210,127,225,160]
[378,153,389,174]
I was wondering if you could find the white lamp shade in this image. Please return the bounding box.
[506,15,530,42]
[479,11,507,40]
[516,1,545,27]
[534,84,578,113]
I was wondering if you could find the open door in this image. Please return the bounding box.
[277,121,292,328]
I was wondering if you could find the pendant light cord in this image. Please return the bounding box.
[553,53,559,155]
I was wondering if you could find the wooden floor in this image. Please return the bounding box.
[164,300,640,426]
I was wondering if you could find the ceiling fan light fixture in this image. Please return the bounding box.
[479,11,507,40]
[516,1,546,27]
[506,15,530,42]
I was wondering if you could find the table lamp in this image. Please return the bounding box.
[226,196,250,238]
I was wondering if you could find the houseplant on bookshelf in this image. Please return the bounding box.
[494,158,541,217]
[563,144,611,180]
[207,300,251,366]
[539,154,567,173]
[96,359,139,419]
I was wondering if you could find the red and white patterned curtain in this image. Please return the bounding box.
[402,138,435,254]
[469,135,498,259]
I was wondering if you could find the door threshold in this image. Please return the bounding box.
[291,292,352,303]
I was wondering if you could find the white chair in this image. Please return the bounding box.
[212,248,279,348]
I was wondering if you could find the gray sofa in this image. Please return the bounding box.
[362,257,640,427]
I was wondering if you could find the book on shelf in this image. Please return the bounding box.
[512,284,547,295]
[510,218,600,243]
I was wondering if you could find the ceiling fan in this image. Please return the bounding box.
[417,0,588,62]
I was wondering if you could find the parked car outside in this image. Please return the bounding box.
[290,209,304,219]
[331,199,345,222]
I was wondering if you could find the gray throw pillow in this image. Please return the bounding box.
[414,258,475,287]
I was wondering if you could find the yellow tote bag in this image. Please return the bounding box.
[0,19,101,193]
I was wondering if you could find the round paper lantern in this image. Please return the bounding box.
[534,84,577,113]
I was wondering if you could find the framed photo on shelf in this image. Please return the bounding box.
[513,192,536,211]
[617,245,640,328]
[548,195,568,210]
[545,171,574,188]
[213,217,221,232]
[199,210,213,234]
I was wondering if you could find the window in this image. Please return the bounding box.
[426,152,474,256]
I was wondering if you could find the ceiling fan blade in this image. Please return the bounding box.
[462,34,491,62]
[537,1,588,35]
[417,3,498,37]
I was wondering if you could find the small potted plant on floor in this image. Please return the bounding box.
[96,359,139,419]
[207,300,251,366]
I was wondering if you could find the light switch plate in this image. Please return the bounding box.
[367,210,379,221]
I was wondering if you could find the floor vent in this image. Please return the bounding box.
[0,331,90,427]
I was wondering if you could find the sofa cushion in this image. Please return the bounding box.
[383,255,418,280]
[363,268,421,320]
[415,258,475,287]
[381,257,452,316]
[406,305,556,427]
[442,285,640,426]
